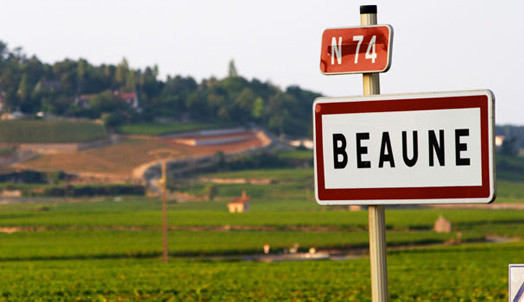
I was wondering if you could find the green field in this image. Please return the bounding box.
[0,119,107,143]
[0,241,520,301]
[0,197,521,300]
[0,163,522,300]
[117,121,229,136]
[277,149,314,160]
[202,167,314,183]
[197,166,524,205]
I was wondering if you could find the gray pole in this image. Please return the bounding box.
[360,5,389,302]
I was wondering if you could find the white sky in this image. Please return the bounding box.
[1,0,523,125]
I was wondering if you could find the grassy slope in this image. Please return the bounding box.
[0,119,106,143]
[117,121,228,136]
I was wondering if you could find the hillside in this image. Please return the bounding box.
[15,129,270,179]
[0,41,320,138]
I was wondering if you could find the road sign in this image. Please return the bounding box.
[313,90,495,205]
[320,25,393,74]
[510,265,524,302]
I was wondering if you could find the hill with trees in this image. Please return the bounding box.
[0,41,320,137]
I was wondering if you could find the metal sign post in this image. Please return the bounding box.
[360,5,388,302]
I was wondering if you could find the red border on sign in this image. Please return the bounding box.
[314,94,491,201]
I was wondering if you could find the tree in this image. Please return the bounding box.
[186,91,209,119]
[204,184,218,201]
[0,41,7,62]
[267,92,286,135]
[207,93,225,119]
[90,91,128,118]
[17,73,30,102]
[101,112,128,128]
[501,136,520,156]
[115,57,129,85]
[0,39,325,137]
[40,97,55,114]
[228,59,238,78]
[160,75,197,114]
[251,97,265,120]
[233,88,256,122]
[76,59,86,93]
[125,70,137,92]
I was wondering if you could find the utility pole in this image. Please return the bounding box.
[149,149,179,263]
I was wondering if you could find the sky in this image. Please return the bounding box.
[0,0,523,125]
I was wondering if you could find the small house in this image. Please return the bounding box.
[227,191,250,213]
[117,91,140,110]
[73,90,141,111]
[433,215,452,233]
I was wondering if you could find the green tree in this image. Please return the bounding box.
[207,93,225,119]
[77,59,86,93]
[101,112,128,128]
[125,70,136,92]
[0,41,7,61]
[90,91,128,118]
[233,88,256,122]
[501,136,520,156]
[228,59,238,78]
[17,73,30,102]
[40,97,55,114]
[160,75,197,114]
[186,91,209,119]
[204,184,218,201]
[251,97,265,120]
[115,58,129,85]
[235,88,256,111]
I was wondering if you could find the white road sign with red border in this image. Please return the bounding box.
[313,90,495,205]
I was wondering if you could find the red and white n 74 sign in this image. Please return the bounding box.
[320,25,393,74]
[313,90,495,205]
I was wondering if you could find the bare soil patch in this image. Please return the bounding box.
[16,131,267,178]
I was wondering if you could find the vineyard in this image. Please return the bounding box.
[0,242,521,301]
[0,161,522,300]
[0,120,107,143]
